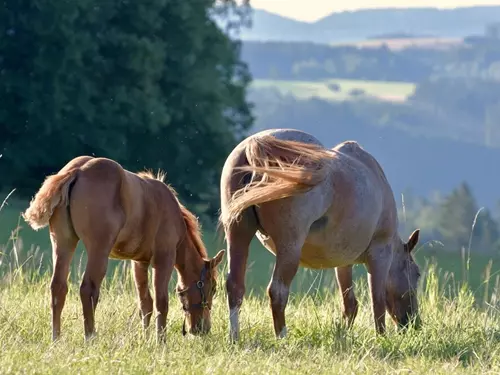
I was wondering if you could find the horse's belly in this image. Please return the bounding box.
[255,231,362,269]
[109,232,150,262]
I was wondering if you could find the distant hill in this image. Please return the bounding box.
[224,6,500,43]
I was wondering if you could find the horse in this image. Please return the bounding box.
[22,156,225,342]
[219,128,421,341]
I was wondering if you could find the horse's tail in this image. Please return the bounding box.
[223,135,334,228]
[22,169,79,231]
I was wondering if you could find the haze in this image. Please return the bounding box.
[251,0,500,22]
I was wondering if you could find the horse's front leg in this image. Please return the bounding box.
[132,261,153,330]
[152,255,174,343]
[335,266,359,328]
[366,243,392,335]
[267,241,302,339]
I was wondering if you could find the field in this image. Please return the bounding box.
[2,199,500,373]
[330,37,464,51]
[252,78,416,103]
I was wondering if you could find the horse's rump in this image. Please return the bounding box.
[222,135,335,228]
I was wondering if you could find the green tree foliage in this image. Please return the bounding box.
[436,182,499,253]
[0,0,253,217]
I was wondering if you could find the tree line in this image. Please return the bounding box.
[399,182,500,254]
[242,38,500,83]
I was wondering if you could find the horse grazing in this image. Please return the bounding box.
[219,129,421,341]
[22,156,224,342]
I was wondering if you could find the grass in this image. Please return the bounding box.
[1,260,500,374]
[2,197,500,373]
[252,78,416,103]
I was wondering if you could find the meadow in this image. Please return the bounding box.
[330,37,464,51]
[2,197,500,374]
[252,78,416,103]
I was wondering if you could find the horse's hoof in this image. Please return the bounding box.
[52,331,61,343]
[229,332,239,344]
[84,332,98,343]
[276,326,287,339]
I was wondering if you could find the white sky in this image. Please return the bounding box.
[250,0,500,22]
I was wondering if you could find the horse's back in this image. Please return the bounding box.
[253,128,325,147]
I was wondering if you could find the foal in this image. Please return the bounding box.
[23,156,224,342]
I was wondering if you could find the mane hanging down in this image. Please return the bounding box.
[178,201,208,260]
[138,168,208,260]
[221,135,336,229]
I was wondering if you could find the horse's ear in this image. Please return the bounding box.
[406,229,420,253]
[208,249,225,269]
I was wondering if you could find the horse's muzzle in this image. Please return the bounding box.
[181,318,210,336]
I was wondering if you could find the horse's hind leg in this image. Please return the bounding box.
[267,240,303,339]
[225,212,257,342]
[79,227,119,340]
[132,261,153,330]
[49,207,78,341]
[335,266,359,328]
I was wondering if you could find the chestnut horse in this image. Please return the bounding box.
[219,129,421,341]
[22,156,224,342]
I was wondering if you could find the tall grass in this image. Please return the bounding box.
[1,249,500,374]
[1,193,500,373]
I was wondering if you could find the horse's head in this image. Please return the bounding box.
[176,250,225,336]
[386,229,421,330]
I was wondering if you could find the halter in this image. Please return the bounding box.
[179,266,211,336]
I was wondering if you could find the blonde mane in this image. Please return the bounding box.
[137,168,179,197]
[138,169,208,260]
[137,169,167,183]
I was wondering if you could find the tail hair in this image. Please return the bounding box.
[221,135,334,229]
[22,169,79,230]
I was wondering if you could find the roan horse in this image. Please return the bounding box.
[219,129,421,341]
[22,156,224,342]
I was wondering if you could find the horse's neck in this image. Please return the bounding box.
[175,236,205,287]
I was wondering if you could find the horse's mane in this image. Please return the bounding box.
[137,169,168,184]
[178,202,208,260]
[137,169,208,260]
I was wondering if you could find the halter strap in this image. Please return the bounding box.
[180,266,210,336]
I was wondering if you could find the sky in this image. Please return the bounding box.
[250,0,500,22]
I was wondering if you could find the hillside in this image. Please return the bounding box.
[231,6,500,43]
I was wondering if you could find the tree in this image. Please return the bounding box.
[0,0,253,219]
[436,182,500,253]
